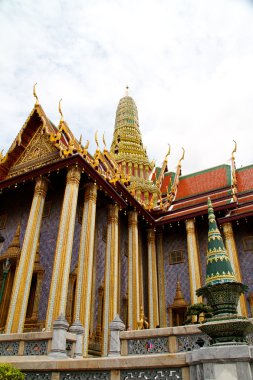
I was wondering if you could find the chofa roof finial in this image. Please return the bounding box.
[58,98,64,122]
[33,83,39,105]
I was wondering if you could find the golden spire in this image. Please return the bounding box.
[171,279,188,307]
[83,140,89,150]
[165,144,171,160]
[232,140,237,161]
[125,85,129,96]
[58,98,64,122]
[102,133,107,149]
[95,130,100,150]
[33,83,39,105]
[179,147,185,167]
[79,134,82,145]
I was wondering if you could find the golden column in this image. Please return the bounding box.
[46,166,81,329]
[138,229,144,315]
[147,228,159,328]
[102,204,119,356]
[223,222,247,316]
[5,177,48,333]
[128,211,140,330]
[156,231,167,327]
[185,219,202,305]
[73,182,97,356]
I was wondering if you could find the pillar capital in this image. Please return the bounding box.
[84,182,97,202]
[147,228,156,243]
[128,211,138,227]
[108,204,119,224]
[185,218,195,234]
[66,166,81,185]
[222,222,233,238]
[34,176,49,197]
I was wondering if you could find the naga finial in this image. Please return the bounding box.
[103,133,107,149]
[232,140,237,161]
[165,144,171,160]
[95,130,100,150]
[59,98,64,122]
[33,83,39,105]
[83,140,89,150]
[125,85,129,96]
[179,147,185,166]
[79,134,82,145]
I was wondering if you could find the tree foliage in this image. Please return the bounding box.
[185,302,213,324]
[0,363,25,380]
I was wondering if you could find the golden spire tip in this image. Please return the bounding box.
[33,82,39,105]
[58,98,64,122]
[95,130,100,149]
[232,140,237,160]
[125,85,129,96]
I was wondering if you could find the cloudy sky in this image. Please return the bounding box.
[0,0,253,175]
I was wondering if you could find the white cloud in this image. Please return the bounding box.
[0,0,253,174]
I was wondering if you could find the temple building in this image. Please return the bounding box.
[0,86,253,360]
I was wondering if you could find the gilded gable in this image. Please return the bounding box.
[8,129,60,178]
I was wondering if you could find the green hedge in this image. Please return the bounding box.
[0,363,25,380]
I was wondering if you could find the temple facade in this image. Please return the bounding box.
[0,88,253,360]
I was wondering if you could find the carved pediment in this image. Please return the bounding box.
[8,129,60,178]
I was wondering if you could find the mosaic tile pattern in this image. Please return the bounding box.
[163,225,190,326]
[0,341,19,356]
[128,337,169,355]
[94,208,107,327]
[233,219,253,315]
[38,188,63,320]
[121,368,182,380]
[60,372,110,380]
[196,218,208,282]
[177,334,211,352]
[24,340,48,355]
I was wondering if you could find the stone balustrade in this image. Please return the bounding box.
[120,324,210,355]
[0,330,76,358]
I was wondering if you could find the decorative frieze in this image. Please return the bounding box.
[25,373,51,380]
[60,372,110,380]
[24,340,47,355]
[121,368,182,379]
[128,337,169,355]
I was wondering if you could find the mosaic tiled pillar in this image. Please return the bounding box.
[5,177,48,333]
[223,222,247,316]
[102,204,119,356]
[73,182,97,356]
[45,166,81,329]
[128,211,140,330]
[147,228,159,328]
[156,231,167,327]
[185,219,202,305]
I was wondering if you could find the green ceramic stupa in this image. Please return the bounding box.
[197,198,252,345]
[205,197,236,286]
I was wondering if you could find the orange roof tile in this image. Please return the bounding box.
[237,165,253,193]
[176,165,231,200]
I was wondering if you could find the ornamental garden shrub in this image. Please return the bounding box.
[0,363,25,380]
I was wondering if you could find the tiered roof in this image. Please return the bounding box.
[0,89,253,227]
